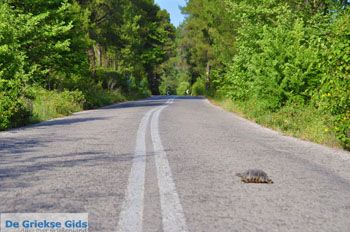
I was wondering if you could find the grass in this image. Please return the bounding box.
[31,88,85,122]
[210,96,341,149]
[30,87,148,124]
[82,88,127,109]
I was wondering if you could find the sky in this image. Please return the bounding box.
[154,0,187,27]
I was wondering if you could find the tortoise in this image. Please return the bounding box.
[236,169,273,184]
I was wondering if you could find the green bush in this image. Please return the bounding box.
[176,81,190,95]
[0,4,31,130]
[213,97,339,148]
[217,2,349,149]
[191,78,206,96]
[0,0,164,130]
[0,94,32,130]
[95,68,129,93]
[316,9,350,149]
[159,76,178,95]
[32,87,85,121]
[83,87,126,109]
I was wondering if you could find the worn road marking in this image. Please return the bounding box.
[151,101,188,232]
[117,107,159,232]
[117,98,184,232]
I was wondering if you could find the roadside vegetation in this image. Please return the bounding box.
[161,0,350,150]
[0,0,175,130]
[1,0,349,150]
[211,97,339,148]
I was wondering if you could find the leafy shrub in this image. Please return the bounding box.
[0,4,31,130]
[191,78,206,96]
[0,95,32,130]
[95,68,129,93]
[159,75,178,95]
[0,2,89,129]
[218,2,349,149]
[316,9,350,149]
[176,81,190,95]
[32,87,85,121]
[83,87,126,109]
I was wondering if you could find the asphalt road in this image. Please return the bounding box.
[0,96,349,232]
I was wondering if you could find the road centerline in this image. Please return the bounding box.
[116,106,159,232]
[117,97,184,232]
[151,101,188,232]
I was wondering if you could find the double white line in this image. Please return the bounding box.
[117,98,188,232]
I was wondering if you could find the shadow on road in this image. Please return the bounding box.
[0,96,203,134]
[0,151,160,213]
[105,100,166,109]
[36,117,108,127]
[172,96,205,100]
[0,95,205,195]
[104,95,205,109]
[0,151,136,213]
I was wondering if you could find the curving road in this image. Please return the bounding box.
[0,96,349,231]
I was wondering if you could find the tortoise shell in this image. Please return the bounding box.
[236,169,273,184]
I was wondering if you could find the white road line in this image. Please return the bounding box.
[151,102,188,232]
[117,98,183,232]
[117,107,158,232]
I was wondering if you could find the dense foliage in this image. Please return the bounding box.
[165,0,349,149]
[0,0,175,129]
[1,0,349,149]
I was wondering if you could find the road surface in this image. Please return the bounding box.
[0,96,349,231]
